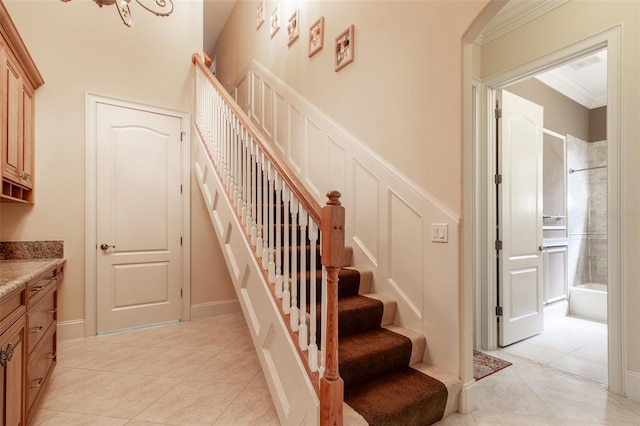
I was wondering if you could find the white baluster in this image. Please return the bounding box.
[261,156,269,269]
[255,152,263,252]
[298,207,308,350]
[282,186,291,314]
[290,195,299,331]
[268,164,276,283]
[275,174,283,298]
[308,220,319,370]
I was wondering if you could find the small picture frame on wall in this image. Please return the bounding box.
[256,1,265,30]
[335,25,354,71]
[270,4,280,38]
[308,16,324,57]
[287,10,299,46]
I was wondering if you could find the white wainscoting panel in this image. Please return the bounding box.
[236,61,463,376]
[388,190,423,319]
[327,136,347,198]
[288,104,302,173]
[353,160,380,266]
[251,73,262,124]
[304,118,325,200]
[274,92,288,154]
[236,74,249,114]
[262,82,273,139]
[192,129,319,423]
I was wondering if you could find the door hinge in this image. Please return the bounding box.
[494,174,502,184]
[180,288,183,298]
[180,184,183,194]
[180,237,183,246]
[180,131,186,142]
[496,306,503,316]
[495,240,503,251]
[495,108,502,119]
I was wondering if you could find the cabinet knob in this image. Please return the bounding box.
[19,171,30,180]
[30,378,44,389]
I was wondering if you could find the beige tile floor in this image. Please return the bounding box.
[33,311,640,425]
[500,300,608,384]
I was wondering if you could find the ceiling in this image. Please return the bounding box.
[203,0,237,56]
[477,0,607,109]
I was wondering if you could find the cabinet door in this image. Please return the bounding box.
[2,52,23,185]
[20,85,33,189]
[0,316,26,426]
[544,246,568,304]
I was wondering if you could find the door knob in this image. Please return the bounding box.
[100,244,115,250]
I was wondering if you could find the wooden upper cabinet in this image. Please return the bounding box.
[0,2,43,203]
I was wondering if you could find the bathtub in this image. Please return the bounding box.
[568,283,607,323]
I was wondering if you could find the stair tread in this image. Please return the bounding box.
[339,328,412,390]
[344,367,448,426]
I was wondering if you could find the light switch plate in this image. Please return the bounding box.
[431,223,448,243]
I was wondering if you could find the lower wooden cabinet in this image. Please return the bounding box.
[0,315,26,426]
[0,262,61,424]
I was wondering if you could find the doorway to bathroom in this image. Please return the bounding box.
[488,45,613,386]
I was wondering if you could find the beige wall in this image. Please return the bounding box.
[508,78,590,142]
[213,0,489,216]
[0,1,233,327]
[480,0,640,377]
[590,106,607,142]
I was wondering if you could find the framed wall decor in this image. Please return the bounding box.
[287,9,299,46]
[308,16,324,57]
[335,25,354,71]
[270,4,280,38]
[256,1,265,30]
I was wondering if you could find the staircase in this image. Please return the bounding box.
[305,244,461,424]
[192,53,462,425]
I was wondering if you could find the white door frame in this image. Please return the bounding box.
[474,27,623,394]
[85,94,191,337]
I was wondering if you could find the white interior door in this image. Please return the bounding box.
[96,103,183,333]
[497,89,544,347]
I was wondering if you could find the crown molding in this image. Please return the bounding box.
[535,72,606,109]
[475,0,570,46]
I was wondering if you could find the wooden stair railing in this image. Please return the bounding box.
[192,53,344,425]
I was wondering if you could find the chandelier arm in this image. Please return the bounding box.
[116,1,133,27]
[134,0,174,17]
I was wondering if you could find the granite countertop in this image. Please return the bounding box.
[0,258,66,299]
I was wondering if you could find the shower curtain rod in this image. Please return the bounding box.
[569,165,607,174]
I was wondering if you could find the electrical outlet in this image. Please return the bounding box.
[431,223,448,243]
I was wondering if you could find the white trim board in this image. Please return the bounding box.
[475,27,624,395]
[190,300,241,320]
[84,94,191,337]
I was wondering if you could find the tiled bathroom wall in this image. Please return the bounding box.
[567,135,608,287]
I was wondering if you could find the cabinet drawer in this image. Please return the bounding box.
[0,286,26,335]
[27,324,55,414]
[27,270,57,308]
[28,287,56,353]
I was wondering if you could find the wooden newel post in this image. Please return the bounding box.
[320,190,344,426]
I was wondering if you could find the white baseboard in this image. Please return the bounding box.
[626,370,640,402]
[57,319,86,340]
[191,299,241,320]
[459,379,478,414]
[56,300,241,340]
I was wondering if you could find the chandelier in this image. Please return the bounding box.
[61,0,174,27]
